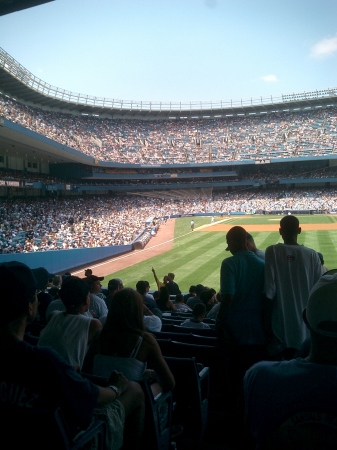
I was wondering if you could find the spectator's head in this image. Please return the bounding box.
[136,280,147,296]
[167,273,175,282]
[108,278,123,294]
[32,267,53,291]
[101,288,145,338]
[200,288,216,305]
[152,290,159,300]
[0,261,37,324]
[84,268,93,277]
[85,275,104,294]
[52,274,62,288]
[195,284,205,297]
[156,286,170,310]
[62,272,71,282]
[279,215,301,241]
[246,233,257,252]
[188,285,197,296]
[59,276,90,313]
[114,278,123,288]
[175,294,184,304]
[192,302,206,320]
[226,226,247,254]
[144,280,151,292]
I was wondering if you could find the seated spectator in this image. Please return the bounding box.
[143,311,162,333]
[38,276,102,371]
[180,303,211,329]
[187,284,205,309]
[174,293,192,312]
[104,278,123,310]
[184,285,197,303]
[200,288,218,313]
[244,272,337,448]
[136,280,162,317]
[0,261,145,450]
[84,275,108,318]
[156,286,177,313]
[167,272,181,296]
[144,280,155,302]
[207,292,222,320]
[32,267,54,325]
[51,274,63,289]
[83,288,175,396]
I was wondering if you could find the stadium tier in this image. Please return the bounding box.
[0,48,337,257]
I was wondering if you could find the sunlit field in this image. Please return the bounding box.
[105,215,337,293]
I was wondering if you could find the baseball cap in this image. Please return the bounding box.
[0,261,37,316]
[225,226,247,251]
[306,272,337,338]
[86,275,104,282]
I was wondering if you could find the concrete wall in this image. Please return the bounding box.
[0,244,133,274]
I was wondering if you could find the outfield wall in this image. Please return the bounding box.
[0,244,133,274]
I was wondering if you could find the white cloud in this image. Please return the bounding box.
[310,36,337,58]
[260,75,278,82]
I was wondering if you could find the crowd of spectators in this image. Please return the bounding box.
[1,93,336,165]
[1,163,337,191]
[1,187,337,253]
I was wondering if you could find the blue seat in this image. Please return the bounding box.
[164,356,210,441]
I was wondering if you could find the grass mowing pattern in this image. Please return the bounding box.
[105,215,337,293]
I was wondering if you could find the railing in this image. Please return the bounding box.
[1,46,337,112]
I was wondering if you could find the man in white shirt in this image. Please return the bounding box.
[264,215,323,359]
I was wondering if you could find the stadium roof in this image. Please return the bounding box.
[0,0,53,16]
[1,47,337,120]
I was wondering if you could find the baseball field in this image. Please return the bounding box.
[86,214,337,294]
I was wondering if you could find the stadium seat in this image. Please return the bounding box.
[82,372,173,450]
[163,356,210,441]
[152,330,219,346]
[172,324,217,337]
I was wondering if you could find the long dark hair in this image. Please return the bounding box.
[98,288,145,353]
[156,286,170,310]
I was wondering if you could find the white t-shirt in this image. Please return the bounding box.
[264,243,323,349]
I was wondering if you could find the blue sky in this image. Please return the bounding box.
[1,0,337,103]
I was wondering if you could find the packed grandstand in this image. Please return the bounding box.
[0,47,337,254]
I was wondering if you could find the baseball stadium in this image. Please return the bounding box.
[1,1,337,449]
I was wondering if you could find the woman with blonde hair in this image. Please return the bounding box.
[83,287,175,395]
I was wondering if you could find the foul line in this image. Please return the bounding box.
[72,218,231,276]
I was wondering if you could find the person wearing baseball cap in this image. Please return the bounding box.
[217,226,268,416]
[0,261,145,449]
[84,275,108,318]
[244,272,337,448]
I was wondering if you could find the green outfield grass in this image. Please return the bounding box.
[106,215,337,293]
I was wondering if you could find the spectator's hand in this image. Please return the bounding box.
[108,370,128,395]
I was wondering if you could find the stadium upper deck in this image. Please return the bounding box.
[0,46,337,198]
[1,47,337,120]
